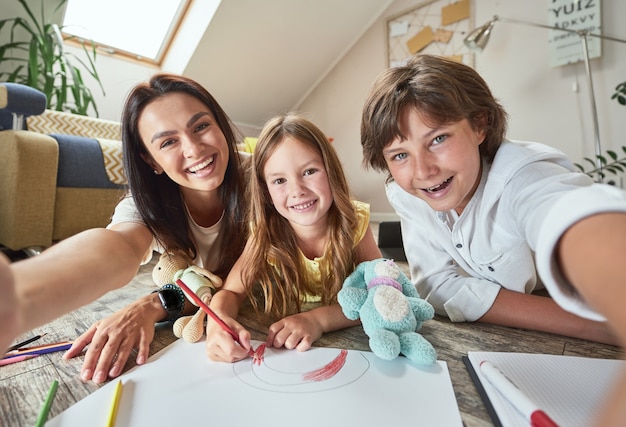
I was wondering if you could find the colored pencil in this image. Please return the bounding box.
[106,380,123,427]
[6,333,47,352]
[34,380,58,427]
[2,341,73,359]
[176,279,255,357]
[0,354,39,366]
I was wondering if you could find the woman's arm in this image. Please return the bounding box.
[9,222,164,383]
[0,253,20,353]
[12,222,153,332]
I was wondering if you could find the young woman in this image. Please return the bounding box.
[360,54,626,346]
[10,74,249,383]
[205,114,382,362]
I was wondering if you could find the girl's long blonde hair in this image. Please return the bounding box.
[243,114,358,320]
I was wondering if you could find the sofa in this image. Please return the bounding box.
[0,83,126,255]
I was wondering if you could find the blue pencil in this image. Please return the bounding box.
[2,341,72,359]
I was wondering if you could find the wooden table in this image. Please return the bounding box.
[1,260,622,427]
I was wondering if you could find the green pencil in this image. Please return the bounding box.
[34,380,58,427]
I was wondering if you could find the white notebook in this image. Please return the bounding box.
[464,351,626,427]
[49,339,463,426]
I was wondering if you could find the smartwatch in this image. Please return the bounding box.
[153,283,186,322]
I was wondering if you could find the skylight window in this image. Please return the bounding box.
[62,0,190,64]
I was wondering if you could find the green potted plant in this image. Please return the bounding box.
[574,81,626,183]
[612,80,626,106]
[574,147,626,183]
[0,0,104,116]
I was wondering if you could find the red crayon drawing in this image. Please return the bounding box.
[302,349,348,382]
[253,343,266,366]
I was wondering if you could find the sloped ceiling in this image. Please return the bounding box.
[183,0,392,129]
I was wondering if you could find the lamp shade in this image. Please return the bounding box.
[464,19,496,52]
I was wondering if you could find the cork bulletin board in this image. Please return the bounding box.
[386,0,473,67]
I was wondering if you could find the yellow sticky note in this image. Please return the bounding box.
[445,54,464,63]
[406,26,434,54]
[441,0,470,26]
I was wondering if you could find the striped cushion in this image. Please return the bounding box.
[28,110,127,186]
[98,138,126,185]
[27,109,121,140]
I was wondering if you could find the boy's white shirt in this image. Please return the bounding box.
[387,140,626,322]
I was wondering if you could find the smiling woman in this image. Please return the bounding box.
[62,0,192,64]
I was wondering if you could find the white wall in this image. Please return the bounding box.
[298,0,626,220]
[64,46,157,122]
[5,0,625,219]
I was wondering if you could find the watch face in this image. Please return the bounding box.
[159,289,184,312]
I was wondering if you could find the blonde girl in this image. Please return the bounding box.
[205,113,381,362]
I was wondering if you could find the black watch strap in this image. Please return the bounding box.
[152,283,186,322]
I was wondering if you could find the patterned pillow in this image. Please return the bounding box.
[28,110,127,186]
[27,109,121,140]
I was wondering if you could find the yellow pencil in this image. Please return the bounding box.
[105,380,123,427]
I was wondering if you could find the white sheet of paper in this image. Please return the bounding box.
[467,351,626,427]
[49,340,463,426]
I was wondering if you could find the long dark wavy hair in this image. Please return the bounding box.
[243,113,358,320]
[361,54,508,182]
[121,73,248,279]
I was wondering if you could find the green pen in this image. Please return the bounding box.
[34,380,58,427]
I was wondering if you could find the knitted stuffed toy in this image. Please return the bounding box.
[337,258,437,365]
[152,251,222,342]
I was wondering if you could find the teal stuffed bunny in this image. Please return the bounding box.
[338,258,437,364]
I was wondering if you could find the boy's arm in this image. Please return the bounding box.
[557,212,626,346]
[558,212,626,427]
[477,288,617,345]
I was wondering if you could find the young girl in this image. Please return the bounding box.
[360,54,626,346]
[10,74,249,383]
[205,113,382,362]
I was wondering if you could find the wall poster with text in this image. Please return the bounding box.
[548,0,601,67]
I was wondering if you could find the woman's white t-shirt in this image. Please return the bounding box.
[107,195,223,271]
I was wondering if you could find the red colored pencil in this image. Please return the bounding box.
[176,279,255,357]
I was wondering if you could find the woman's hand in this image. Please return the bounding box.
[63,294,164,383]
[266,311,324,352]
